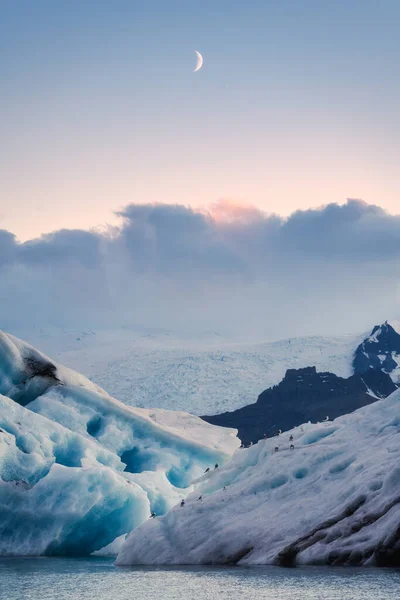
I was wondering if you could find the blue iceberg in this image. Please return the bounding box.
[0,332,239,555]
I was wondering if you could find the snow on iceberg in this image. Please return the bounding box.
[0,331,239,556]
[117,389,400,567]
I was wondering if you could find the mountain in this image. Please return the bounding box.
[117,388,400,567]
[0,331,238,556]
[7,326,364,415]
[6,322,400,421]
[353,321,400,380]
[202,323,400,443]
[202,365,397,444]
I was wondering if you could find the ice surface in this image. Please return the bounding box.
[10,326,366,415]
[0,332,239,556]
[117,389,400,566]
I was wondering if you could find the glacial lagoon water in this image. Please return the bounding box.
[0,558,399,600]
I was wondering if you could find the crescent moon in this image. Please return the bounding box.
[193,50,203,72]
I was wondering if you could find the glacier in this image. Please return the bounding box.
[117,388,400,567]
[0,331,239,556]
[9,321,400,418]
[11,326,366,415]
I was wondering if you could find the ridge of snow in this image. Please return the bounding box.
[117,388,400,566]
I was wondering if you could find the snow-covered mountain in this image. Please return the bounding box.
[353,321,400,382]
[5,326,369,416]
[203,323,400,443]
[117,388,400,567]
[0,331,238,556]
[9,322,400,418]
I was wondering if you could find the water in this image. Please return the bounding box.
[0,558,399,600]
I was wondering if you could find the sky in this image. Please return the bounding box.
[1,1,400,339]
[1,0,400,241]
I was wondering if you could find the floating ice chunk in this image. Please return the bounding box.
[0,331,239,556]
[0,394,149,555]
[117,390,400,567]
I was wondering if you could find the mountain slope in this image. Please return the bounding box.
[117,389,400,567]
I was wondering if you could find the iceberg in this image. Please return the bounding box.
[117,389,400,566]
[0,331,239,556]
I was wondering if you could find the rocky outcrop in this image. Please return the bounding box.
[202,322,400,444]
[202,366,397,444]
[353,322,400,378]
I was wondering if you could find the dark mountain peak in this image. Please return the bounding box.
[202,364,397,445]
[282,366,345,389]
[369,322,400,346]
[285,366,317,379]
[203,322,400,446]
[353,322,400,375]
[371,323,384,336]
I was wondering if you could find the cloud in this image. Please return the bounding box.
[0,230,17,266]
[1,199,400,338]
[19,229,103,268]
[280,200,400,260]
[115,203,239,275]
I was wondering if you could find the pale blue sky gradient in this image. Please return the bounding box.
[1,0,400,240]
